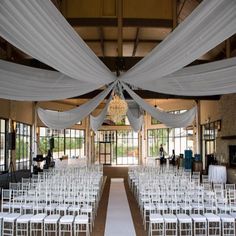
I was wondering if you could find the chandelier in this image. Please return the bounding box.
[108,94,128,123]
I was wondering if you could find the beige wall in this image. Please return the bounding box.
[0,99,33,125]
[216,94,236,164]
[200,100,220,125]
[0,99,10,119]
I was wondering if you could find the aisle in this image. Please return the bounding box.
[105,178,136,236]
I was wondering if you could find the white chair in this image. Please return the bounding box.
[190,214,207,236]
[218,213,235,236]
[30,213,47,236]
[43,214,61,236]
[148,213,164,236]
[16,214,34,236]
[204,213,221,236]
[73,214,89,236]
[1,189,12,212]
[177,214,192,236]
[59,215,74,236]
[163,214,177,236]
[2,213,21,236]
[0,212,9,235]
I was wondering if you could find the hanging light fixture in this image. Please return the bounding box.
[108,94,128,123]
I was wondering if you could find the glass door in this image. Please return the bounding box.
[99,142,111,165]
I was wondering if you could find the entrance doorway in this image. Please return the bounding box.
[95,130,139,165]
[99,142,111,165]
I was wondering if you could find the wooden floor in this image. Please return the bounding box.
[92,166,147,236]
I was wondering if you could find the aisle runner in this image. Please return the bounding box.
[105,178,136,236]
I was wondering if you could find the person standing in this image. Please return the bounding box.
[159,144,165,164]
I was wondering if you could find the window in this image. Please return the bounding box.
[0,119,7,172]
[147,127,193,157]
[15,122,31,170]
[65,129,85,158]
[39,127,85,159]
[147,129,168,157]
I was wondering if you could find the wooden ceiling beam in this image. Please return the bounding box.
[67,18,173,28]
[84,39,162,44]
[117,0,123,60]
[132,27,140,56]
[98,27,105,57]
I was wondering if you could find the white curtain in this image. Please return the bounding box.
[118,83,143,132]
[120,0,236,85]
[131,57,236,96]
[38,82,115,129]
[0,0,115,84]
[90,94,113,132]
[121,82,196,128]
[0,59,103,101]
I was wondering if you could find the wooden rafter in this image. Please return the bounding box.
[98,27,105,57]
[132,28,140,57]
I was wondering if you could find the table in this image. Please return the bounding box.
[208,165,227,183]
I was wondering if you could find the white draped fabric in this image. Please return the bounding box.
[0,60,103,101]
[132,57,236,96]
[120,0,236,84]
[0,0,115,84]
[121,82,196,128]
[38,83,115,129]
[90,94,113,132]
[0,0,235,130]
[118,83,143,132]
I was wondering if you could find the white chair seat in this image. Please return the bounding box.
[22,204,34,210]
[177,214,192,223]
[74,215,89,224]
[68,205,80,211]
[56,204,69,211]
[81,205,93,213]
[0,212,9,219]
[30,213,47,222]
[16,214,34,223]
[150,213,164,223]
[204,213,221,222]
[190,214,207,222]
[44,214,61,223]
[144,203,155,211]
[163,214,177,223]
[44,203,58,210]
[230,212,236,219]
[59,215,74,223]
[3,213,21,222]
[218,213,235,222]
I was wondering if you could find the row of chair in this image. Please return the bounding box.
[0,164,104,236]
[128,165,236,236]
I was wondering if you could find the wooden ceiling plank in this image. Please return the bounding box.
[117,0,123,58]
[132,27,140,56]
[98,27,105,57]
[67,18,173,28]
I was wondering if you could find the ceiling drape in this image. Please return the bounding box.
[90,94,113,132]
[0,0,115,84]
[121,82,196,128]
[131,57,236,96]
[0,59,104,101]
[120,0,236,85]
[0,0,235,129]
[38,82,115,129]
